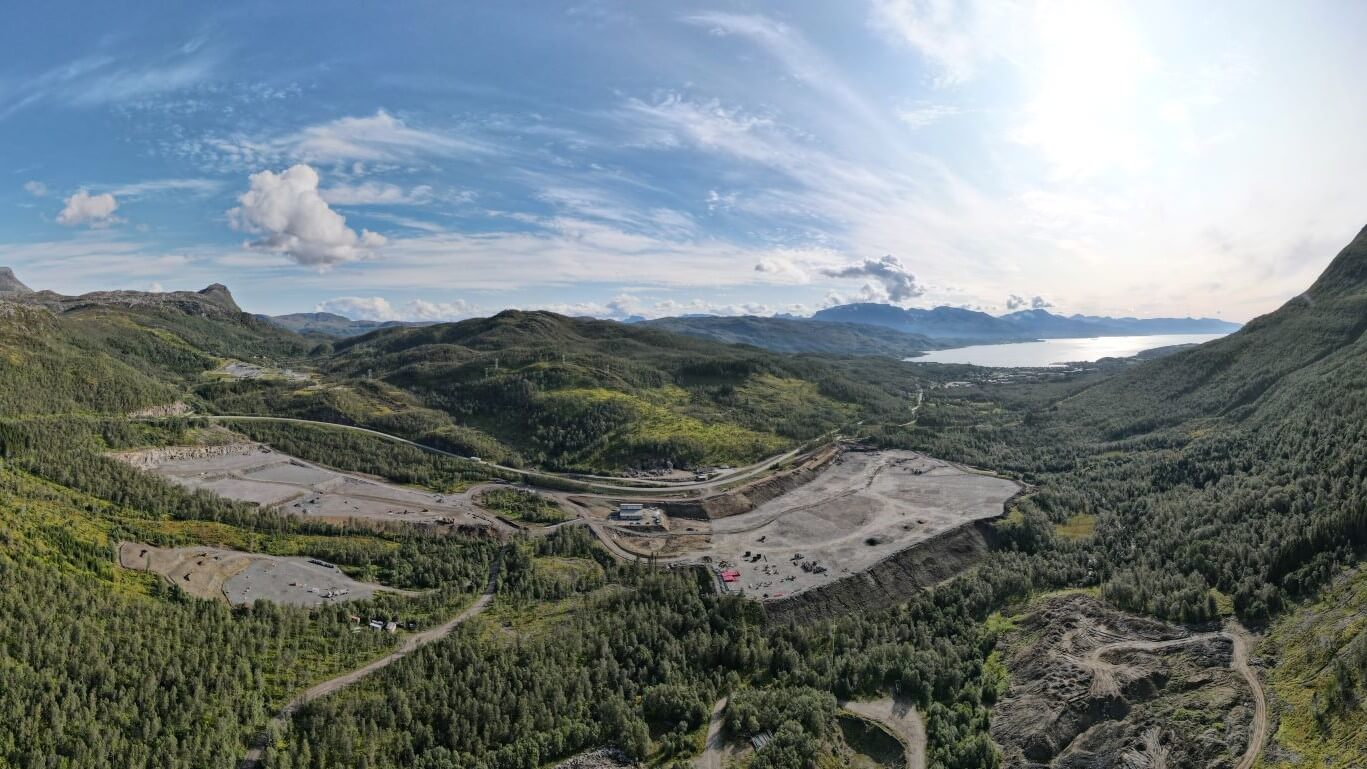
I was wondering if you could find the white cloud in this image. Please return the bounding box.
[228,164,386,268]
[0,49,217,120]
[108,178,222,198]
[532,292,772,320]
[205,111,487,169]
[57,190,119,227]
[868,0,1014,86]
[321,182,434,206]
[706,190,738,212]
[316,295,474,322]
[23,181,47,197]
[287,111,484,162]
[897,103,961,128]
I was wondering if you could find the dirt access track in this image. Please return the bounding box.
[991,592,1267,768]
[119,541,405,606]
[115,442,509,532]
[677,449,1021,601]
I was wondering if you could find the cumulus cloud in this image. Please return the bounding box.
[57,190,119,227]
[1006,294,1053,311]
[229,164,385,267]
[819,254,924,302]
[24,180,47,197]
[316,295,474,322]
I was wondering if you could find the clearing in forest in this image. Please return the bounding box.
[118,542,406,606]
[116,442,507,531]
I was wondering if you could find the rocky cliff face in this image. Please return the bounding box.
[0,267,32,295]
[23,283,247,320]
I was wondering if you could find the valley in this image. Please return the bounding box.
[0,224,1364,769]
[8,7,1367,769]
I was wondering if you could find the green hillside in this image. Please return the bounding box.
[0,291,310,417]
[640,314,939,358]
[309,310,919,470]
[2,224,1366,768]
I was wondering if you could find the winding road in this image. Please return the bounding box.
[238,556,502,768]
[145,414,812,495]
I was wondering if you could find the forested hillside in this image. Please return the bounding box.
[640,314,939,357]
[1,224,1365,768]
[304,311,922,471]
[906,227,1367,622]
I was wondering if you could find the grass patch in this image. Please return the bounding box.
[477,487,567,525]
[1054,513,1097,540]
[1261,566,1367,769]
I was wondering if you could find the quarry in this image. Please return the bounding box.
[598,448,1022,603]
[114,442,508,532]
[118,542,404,607]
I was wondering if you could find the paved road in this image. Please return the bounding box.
[841,698,927,769]
[154,414,812,494]
[238,556,502,768]
[1086,621,1267,769]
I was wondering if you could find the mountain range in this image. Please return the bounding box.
[810,303,1240,340]
[0,267,1244,354]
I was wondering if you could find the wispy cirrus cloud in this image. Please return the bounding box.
[0,46,219,120]
[192,110,490,171]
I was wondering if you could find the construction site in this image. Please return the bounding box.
[118,436,1021,608]
[115,442,508,531]
[595,448,1022,601]
[118,542,403,606]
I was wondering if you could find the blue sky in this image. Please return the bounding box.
[3,1,1366,321]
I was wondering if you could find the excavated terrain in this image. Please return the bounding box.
[705,449,1020,602]
[118,542,400,606]
[116,442,507,532]
[992,593,1256,769]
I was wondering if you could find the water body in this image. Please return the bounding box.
[911,333,1228,368]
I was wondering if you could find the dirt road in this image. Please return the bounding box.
[238,556,502,768]
[841,698,926,769]
[693,697,728,769]
[1227,623,1268,769]
[1084,622,1267,769]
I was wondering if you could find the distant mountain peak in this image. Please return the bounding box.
[196,283,240,312]
[0,266,33,295]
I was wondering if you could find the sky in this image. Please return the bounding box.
[3,0,1367,323]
